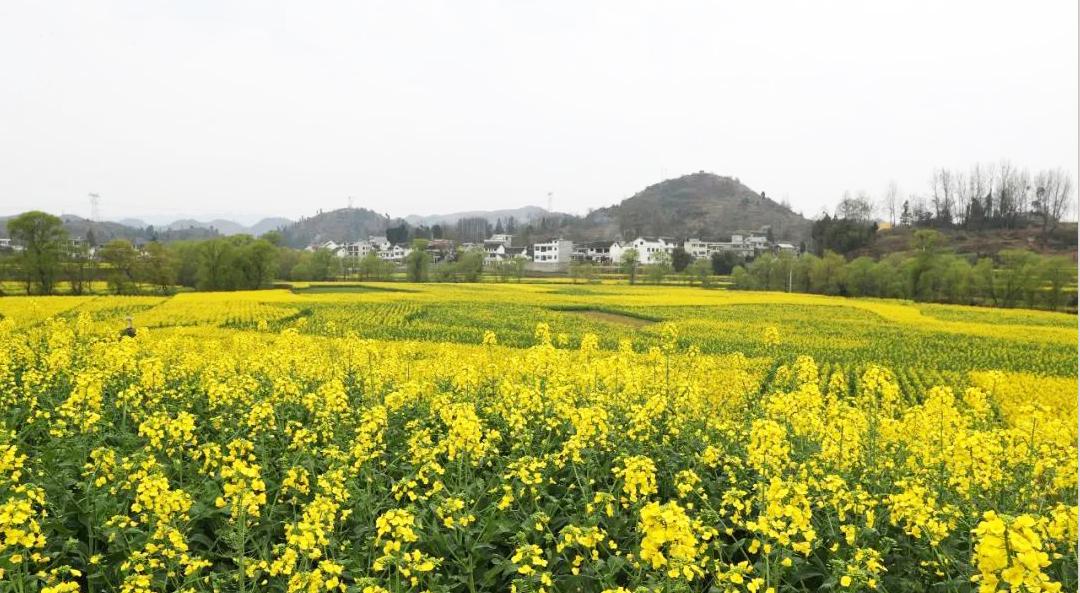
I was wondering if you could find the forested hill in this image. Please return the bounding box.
[275,207,402,247]
[240,173,816,247]
[568,172,813,242]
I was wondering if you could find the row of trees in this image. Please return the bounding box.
[1,211,285,294]
[806,162,1075,258]
[731,230,1076,310]
[606,248,746,287]
[400,240,530,283]
[383,215,526,246]
[844,161,1074,239]
[2,211,553,293]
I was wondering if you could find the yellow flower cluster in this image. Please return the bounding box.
[0,287,1074,593]
[972,511,1065,593]
[613,455,658,505]
[214,439,267,519]
[637,500,710,580]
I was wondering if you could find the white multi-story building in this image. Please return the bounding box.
[340,241,374,258]
[484,236,525,262]
[310,240,342,253]
[609,237,675,264]
[683,238,725,259]
[484,242,508,262]
[378,244,410,262]
[483,235,516,262]
[531,239,573,264]
[682,233,770,260]
[333,236,397,259]
[487,234,514,247]
[579,241,615,264]
[728,233,768,257]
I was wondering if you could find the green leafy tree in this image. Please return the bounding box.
[938,255,973,304]
[670,247,692,273]
[275,247,303,281]
[197,239,238,290]
[406,239,430,282]
[809,251,847,295]
[491,259,510,283]
[844,256,877,297]
[140,242,179,294]
[99,239,140,294]
[730,265,754,289]
[168,241,202,287]
[810,214,877,255]
[456,249,485,282]
[710,251,742,275]
[971,258,997,306]
[508,255,527,282]
[688,257,713,287]
[645,251,672,284]
[7,211,68,294]
[909,229,946,299]
[261,230,284,246]
[620,248,640,285]
[1041,255,1076,311]
[238,238,278,289]
[65,240,94,295]
[768,252,797,291]
[997,249,1041,308]
[745,253,775,288]
[309,248,341,282]
[358,253,384,281]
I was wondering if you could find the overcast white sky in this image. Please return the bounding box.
[1,1,1076,224]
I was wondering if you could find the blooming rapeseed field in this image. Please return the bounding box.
[0,284,1076,592]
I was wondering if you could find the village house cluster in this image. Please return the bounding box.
[313,229,798,269]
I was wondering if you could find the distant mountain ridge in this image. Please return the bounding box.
[404,205,553,227]
[0,214,220,243]
[2,172,813,247]
[161,217,293,236]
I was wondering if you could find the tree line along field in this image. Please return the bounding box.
[0,283,1076,593]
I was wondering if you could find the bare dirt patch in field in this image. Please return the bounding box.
[562,309,655,328]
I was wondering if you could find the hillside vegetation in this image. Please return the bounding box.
[577,172,812,242]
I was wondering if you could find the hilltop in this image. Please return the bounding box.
[569,172,812,242]
[275,207,401,247]
[267,173,816,247]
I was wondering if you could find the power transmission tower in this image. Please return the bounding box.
[88,193,101,221]
[546,192,553,212]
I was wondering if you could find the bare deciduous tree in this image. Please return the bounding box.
[881,180,900,226]
[836,190,874,222]
[960,163,994,226]
[929,168,956,225]
[1032,168,1074,238]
